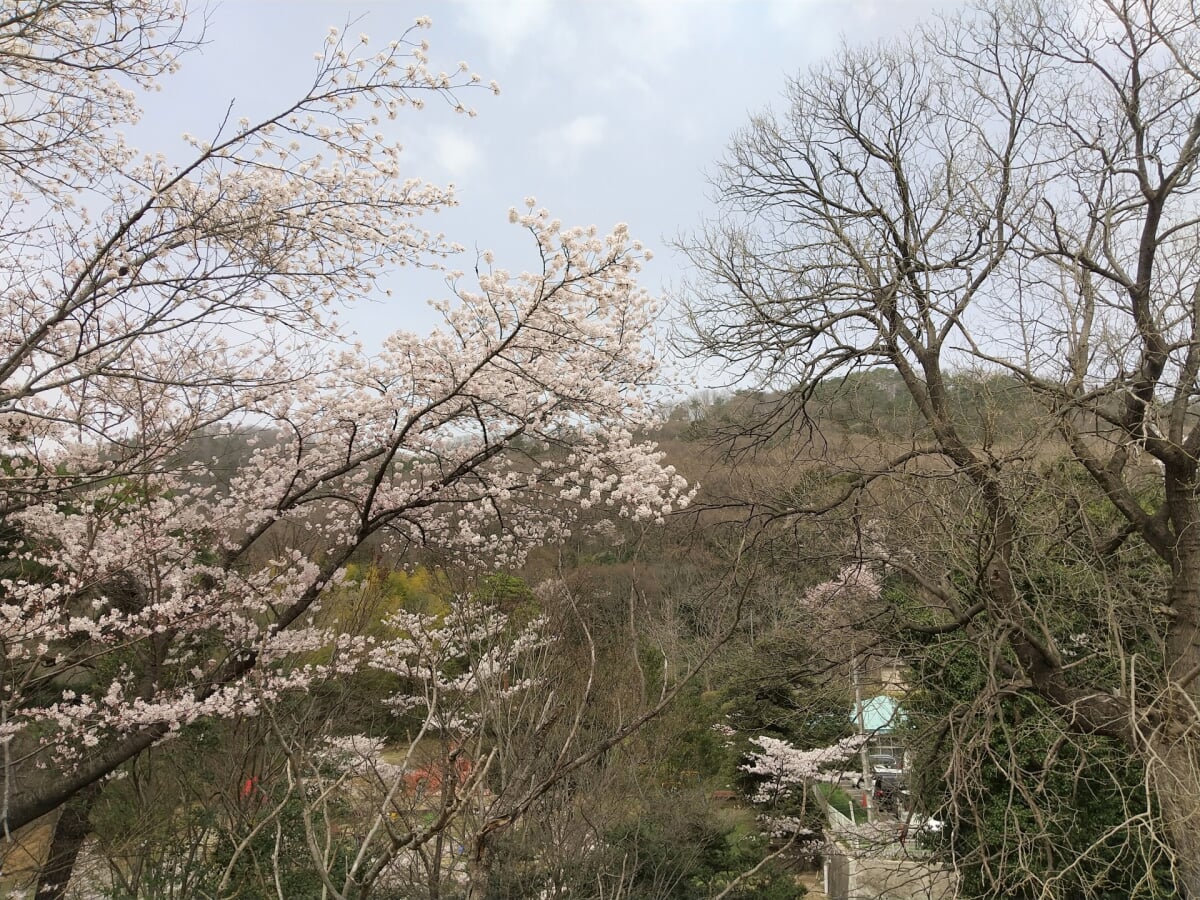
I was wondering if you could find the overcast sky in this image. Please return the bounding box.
[141,0,960,381]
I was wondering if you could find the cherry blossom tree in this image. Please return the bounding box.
[215,594,556,900]
[741,733,867,808]
[0,1,691,878]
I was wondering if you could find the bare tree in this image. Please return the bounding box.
[682,0,1200,894]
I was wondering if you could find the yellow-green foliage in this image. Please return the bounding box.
[333,564,453,632]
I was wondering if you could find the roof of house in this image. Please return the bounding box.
[851,695,904,733]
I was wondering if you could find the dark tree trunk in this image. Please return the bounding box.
[33,783,100,900]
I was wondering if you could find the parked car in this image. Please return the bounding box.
[913,814,944,834]
[899,814,944,845]
[873,769,905,812]
[853,756,901,789]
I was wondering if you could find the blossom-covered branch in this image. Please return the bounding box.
[0,1,690,836]
[741,733,868,805]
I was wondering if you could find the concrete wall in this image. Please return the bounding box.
[824,839,957,900]
[849,854,956,900]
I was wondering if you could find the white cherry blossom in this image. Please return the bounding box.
[0,1,690,836]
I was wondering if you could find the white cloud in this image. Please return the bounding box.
[560,114,606,152]
[622,0,696,59]
[538,114,608,169]
[451,0,565,62]
[767,0,960,35]
[432,129,482,181]
[765,0,827,30]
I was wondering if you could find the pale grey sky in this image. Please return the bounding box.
[140,0,960,370]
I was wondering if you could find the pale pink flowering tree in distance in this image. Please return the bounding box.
[0,0,691,863]
[741,733,868,807]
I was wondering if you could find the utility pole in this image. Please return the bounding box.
[851,648,873,824]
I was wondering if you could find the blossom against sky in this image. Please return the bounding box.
[140,0,959,353]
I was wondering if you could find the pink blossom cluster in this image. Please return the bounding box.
[799,565,883,612]
[367,601,552,725]
[0,2,690,833]
[740,733,868,805]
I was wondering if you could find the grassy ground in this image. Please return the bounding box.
[812,782,857,820]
